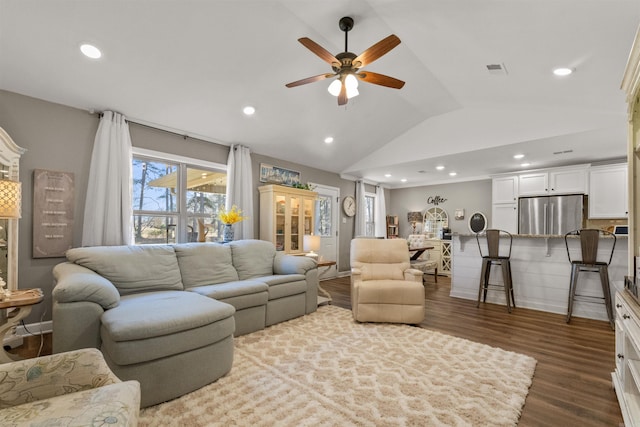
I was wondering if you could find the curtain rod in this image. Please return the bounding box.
[90,109,228,145]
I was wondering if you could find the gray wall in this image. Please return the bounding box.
[0,89,491,326]
[388,180,492,237]
[0,90,364,324]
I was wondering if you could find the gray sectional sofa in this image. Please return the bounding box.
[51,239,318,407]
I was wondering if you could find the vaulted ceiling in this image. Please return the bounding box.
[1,1,637,187]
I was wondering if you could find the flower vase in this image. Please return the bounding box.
[223,223,234,243]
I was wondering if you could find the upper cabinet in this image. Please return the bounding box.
[518,166,588,196]
[588,164,628,219]
[492,176,518,204]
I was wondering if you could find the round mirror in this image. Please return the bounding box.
[468,211,487,234]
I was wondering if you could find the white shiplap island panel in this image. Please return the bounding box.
[451,234,628,321]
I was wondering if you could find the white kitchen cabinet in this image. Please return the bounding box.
[491,203,518,234]
[518,167,588,196]
[492,176,518,204]
[613,290,640,427]
[518,172,548,196]
[492,176,519,233]
[589,164,628,219]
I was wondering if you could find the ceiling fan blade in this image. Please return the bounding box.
[352,35,401,68]
[285,73,334,88]
[298,38,341,68]
[338,83,348,106]
[357,71,405,89]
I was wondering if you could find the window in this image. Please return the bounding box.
[132,149,227,244]
[364,193,375,237]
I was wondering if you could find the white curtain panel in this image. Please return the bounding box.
[226,144,254,239]
[81,111,133,246]
[355,180,366,237]
[374,185,387,238]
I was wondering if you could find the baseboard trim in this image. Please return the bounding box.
[16,320,53,336]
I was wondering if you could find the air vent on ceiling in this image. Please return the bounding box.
[486,63,508,75]
[553,149,574,155]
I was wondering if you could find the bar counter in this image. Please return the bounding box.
[451,233,628,321]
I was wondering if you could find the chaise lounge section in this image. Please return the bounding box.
[52,239,318,407]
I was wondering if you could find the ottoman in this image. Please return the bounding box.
[100,290,235,407]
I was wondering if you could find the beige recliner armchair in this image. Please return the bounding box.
[0,348,140,426]
[350,238,425,324]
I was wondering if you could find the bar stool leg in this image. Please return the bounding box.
[506,259,515,309]
[483,260,492,302]
[501,261,512,313]
[599,265,614,330]
[477,259,489,307]
[566,264,579,323]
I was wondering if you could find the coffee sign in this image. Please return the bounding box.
[427,195,447,205]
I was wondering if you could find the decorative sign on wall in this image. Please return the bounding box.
[33,169,74,258]
[427,195,447,205]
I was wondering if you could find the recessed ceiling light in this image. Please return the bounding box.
[436,165,445,171]
[521,162,531,167]
[324,136,334,144]
[513,154,525,159]
[400,178,407,183]
[242,106,255,116]
[553,67,573,76]
[80,43,102,59]
[384,174,391,178]
[449,172,457,176]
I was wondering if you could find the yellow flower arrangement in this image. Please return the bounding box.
[218,205,248,225]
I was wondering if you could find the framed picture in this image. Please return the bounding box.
[259,163,301,187]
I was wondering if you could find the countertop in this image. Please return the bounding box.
[454,233,625,239]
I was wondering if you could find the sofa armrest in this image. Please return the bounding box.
[0,348,123,409]
[273,254,316,275]
[404,269,424,282]
[53,262,120,310]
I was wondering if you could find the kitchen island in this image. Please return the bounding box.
[451,233,628,321]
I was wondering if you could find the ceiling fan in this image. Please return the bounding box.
[285,16,405,106]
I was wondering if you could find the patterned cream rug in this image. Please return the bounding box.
[140,305,536,426]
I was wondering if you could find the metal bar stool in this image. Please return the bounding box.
[476,229,515,312]
[565,229,616,329]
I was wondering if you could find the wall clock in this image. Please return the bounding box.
[343,195,356,217]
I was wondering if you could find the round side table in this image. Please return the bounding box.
[0,288,44,363]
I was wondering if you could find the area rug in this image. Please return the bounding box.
[140,305,536,426]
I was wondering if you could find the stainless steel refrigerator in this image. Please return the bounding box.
[518,194,585,235]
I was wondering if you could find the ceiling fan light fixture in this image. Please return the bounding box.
[345,74,359,98]
[327,79,342,96]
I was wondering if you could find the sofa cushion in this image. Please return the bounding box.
[66,245,183,295]
[101,291,235,365]
[173,242,239,287]
[186,280,267,300]
[229,240,276,280]
[187,280,269,311]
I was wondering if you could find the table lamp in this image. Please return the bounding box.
[407,211,422,234]
[303,234,321,258]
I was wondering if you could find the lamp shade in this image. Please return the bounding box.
[303,234,321,253]
[0,179,21,219]
[407,211,422,223]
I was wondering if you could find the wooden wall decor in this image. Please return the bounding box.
[32,169,74,258]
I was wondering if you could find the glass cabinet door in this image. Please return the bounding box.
[275,195,286,251]
[289,196,300,251]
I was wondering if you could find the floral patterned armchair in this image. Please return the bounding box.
[407,234,439,283]
[0,348,140,426]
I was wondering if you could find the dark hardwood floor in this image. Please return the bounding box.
[9,275,623,426]
[321,275,623,427]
